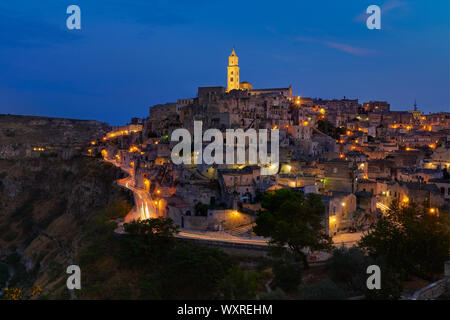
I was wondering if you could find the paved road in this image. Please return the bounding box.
[106,157,362,260]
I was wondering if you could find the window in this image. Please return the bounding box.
[230,77,234,82]
[441,187,445,195]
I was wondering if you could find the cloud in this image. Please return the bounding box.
[323,41,370,56]
[383,0,408,13]
[295,37,371,56]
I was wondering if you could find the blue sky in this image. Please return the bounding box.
[0,0,448,125]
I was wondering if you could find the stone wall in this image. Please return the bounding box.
[410,261,450,300]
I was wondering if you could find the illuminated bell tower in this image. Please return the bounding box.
[227,47,239,92]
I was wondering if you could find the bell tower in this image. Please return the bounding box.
[227,47,239,92]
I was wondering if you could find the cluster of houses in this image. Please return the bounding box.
[92,83,449,238]
[92,49,449,238]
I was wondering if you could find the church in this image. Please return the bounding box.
[146,47,300,137]
[226,47,293,98]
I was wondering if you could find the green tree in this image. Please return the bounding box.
[122,217,179,266]
[254,189,332,269]
[271,257,302,292]
[259,288,288,300]
[161,243,231,299]
[299,279,348,300]
[218,265,260,299]
[325,247,403,299]
[326,246,367,293]
[359,201,450,280]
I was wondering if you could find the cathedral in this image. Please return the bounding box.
[226,47,292,97]
[227,48,239,92]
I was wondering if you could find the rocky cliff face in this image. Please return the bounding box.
[0,115,130,299]
[0,115,110,160]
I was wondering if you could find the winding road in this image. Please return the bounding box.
[106,157,361,256]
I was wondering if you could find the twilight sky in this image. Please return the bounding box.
[0,0,448,125]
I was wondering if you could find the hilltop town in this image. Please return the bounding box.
[0,48,449,301]
[90,48,450,243]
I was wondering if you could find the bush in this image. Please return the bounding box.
[326,246,367,293]
[299,279,348,300]
[260,288,288,300]
[359,202,450,280]
[218,265,260,299]
[271,258,302,292]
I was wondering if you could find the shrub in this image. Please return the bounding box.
[271,258,302,292]
[299,279,348,300]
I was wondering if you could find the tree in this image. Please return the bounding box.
[271,257,302,292]
[161,243,231,299]
[359,201,450,280]
[298,279,348,300]
[326,246,367,293]
[325,246,403,299]
[218,265,260,299]
[259,288,288,300]
[254,189,333,269]
[122,217,179,266]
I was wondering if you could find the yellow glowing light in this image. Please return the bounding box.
[232,210,239,217]
[319,108,325,115]
[402,196,409,203]
[341,202,346,207]
[273,125,278,130]
[91,141,96,145]
[302,121,308,126]
[429,144,436,149]
[429,208,435,214]
[156,189,161,194]
[346,130,352,136]
[155,141,159,145]
[101,149,108,158]
[339,153,345,159]
[329,216,336,223]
